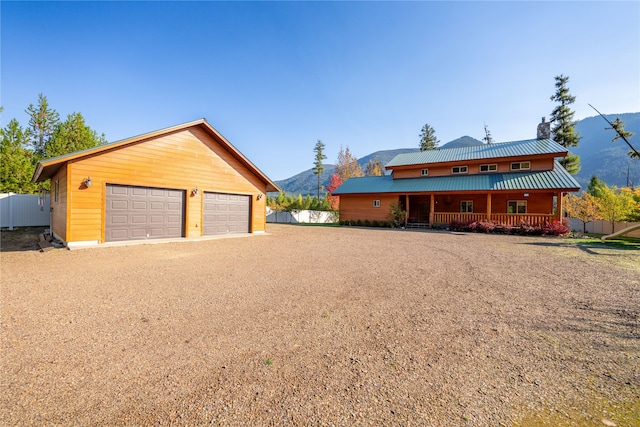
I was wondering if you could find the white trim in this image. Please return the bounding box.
[480,163,497,172]
[452,165,468,174]
[510,161,531,171]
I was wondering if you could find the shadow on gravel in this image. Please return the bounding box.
[531,302,640,342]
[0,227,47,252]
[520,240,640,255]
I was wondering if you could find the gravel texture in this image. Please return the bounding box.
[1,224,639,426]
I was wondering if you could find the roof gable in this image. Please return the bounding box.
[31,119,280,192]
[385,139,568,168]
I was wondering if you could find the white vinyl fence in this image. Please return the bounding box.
[568,218,640,238]
[267,208,338,224]
[0,193,51,230]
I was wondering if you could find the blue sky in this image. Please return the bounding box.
[2,1,639,181]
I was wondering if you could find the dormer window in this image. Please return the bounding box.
[421,169,429,176]
[452,166,468,174]
[480,164,497,173]
[511,161,531,171]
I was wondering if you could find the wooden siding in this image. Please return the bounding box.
[391,157,555,179]
[62,128,266,243]
[50,167,68,242]
[338,194,397,222]
[340,191,558,224]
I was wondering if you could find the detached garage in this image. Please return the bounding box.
[32,119,280,248]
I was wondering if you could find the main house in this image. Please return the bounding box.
[332,122,580,228]
[32,119,280,248]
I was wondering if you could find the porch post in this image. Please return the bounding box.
[429,194,435,226]
[557,192,563,222]
[486,193,492,222]
[405,195,410,227]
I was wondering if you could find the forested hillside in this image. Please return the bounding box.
[572,113,640,188]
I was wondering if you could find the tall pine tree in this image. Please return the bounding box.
[419,123,439,151]
[312,139,327,199]
[46,112,107,158]
[550,75,581,174]
[25,93,60,158]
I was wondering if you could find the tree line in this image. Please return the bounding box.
[565,176,640,233]
[1,94,107,193]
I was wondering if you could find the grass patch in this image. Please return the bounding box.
[566,236,640,250]
[264,358,274,366]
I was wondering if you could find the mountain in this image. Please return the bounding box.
[441,136,484,149]
[273,148,419,196]
[571,112,640,188]
[273,113,640,196]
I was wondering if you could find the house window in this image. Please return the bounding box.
[511,161,531,171]
[421,169,429,176]
[508,200,527,214]
[480,164,497,172]
[373,200,381,208]
[54,180,59,203]
[460,200,473,213]
[452,166,468,174]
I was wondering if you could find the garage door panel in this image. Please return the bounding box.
[106,185,185,242]
[110,200,128,210]
[111,186,128,195]
[203,192,249,235]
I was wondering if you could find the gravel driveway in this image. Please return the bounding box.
[1,224,638,426]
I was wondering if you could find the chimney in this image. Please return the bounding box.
[537,117,551,140]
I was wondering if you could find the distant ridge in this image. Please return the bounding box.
[440,136,484,149]
[273,113,640,196]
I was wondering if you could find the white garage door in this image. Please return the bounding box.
[203,192,250,235]
[106,184,184,242]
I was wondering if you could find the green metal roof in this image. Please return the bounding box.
[332,162,580,195]
[385,138,567,167]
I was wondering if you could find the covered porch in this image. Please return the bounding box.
[400,191,562,228]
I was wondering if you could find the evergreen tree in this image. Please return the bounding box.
[483,123,493,144]
[312,139,327,199]
[607,116,639,159]
[335,146,364,181]
[419,123,439,151]
[550,75,581,174]
[46,112,107,158]
[365,156,384,176]
[25,93,60,158]
[587,176,607,198]
[0,119,38,193]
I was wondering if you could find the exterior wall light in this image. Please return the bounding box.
[257,194,263,200]
[83,177,92,187]
[192,188,199,196]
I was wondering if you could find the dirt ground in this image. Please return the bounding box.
[1,224,639,426]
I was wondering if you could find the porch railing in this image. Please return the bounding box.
[432,213,556,227]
